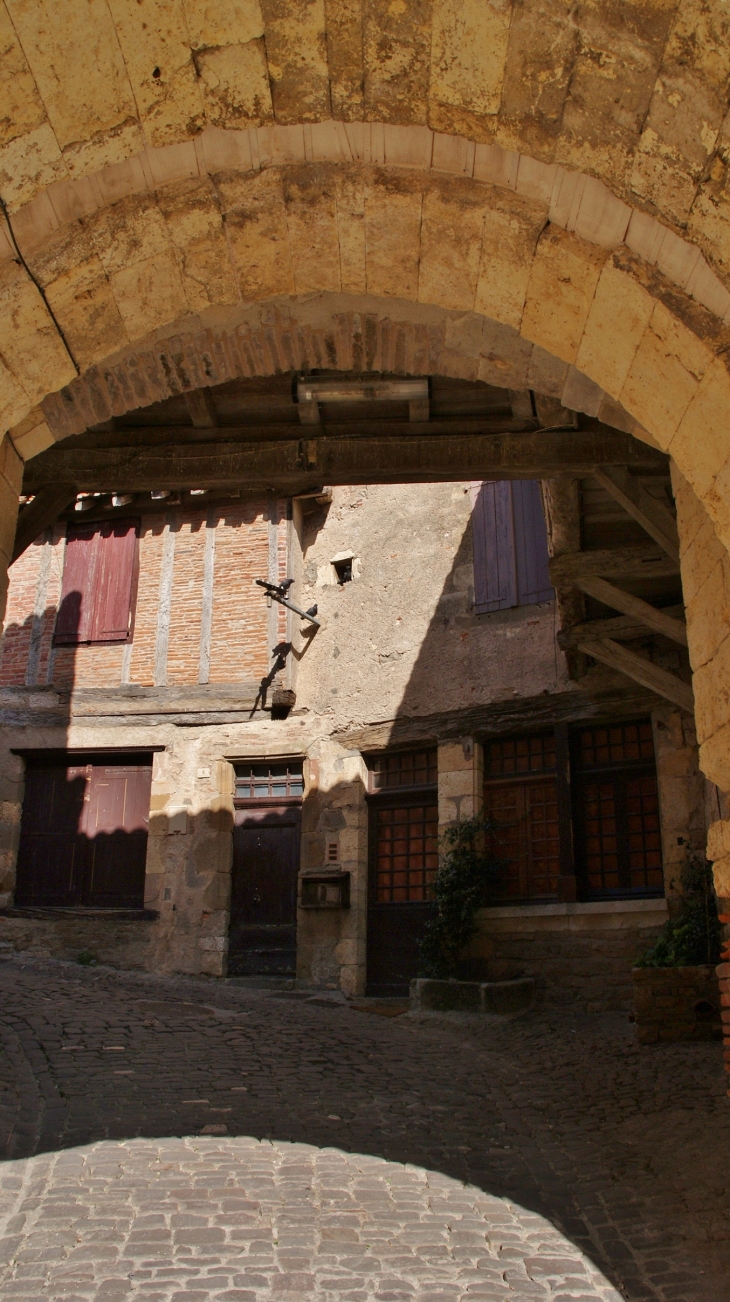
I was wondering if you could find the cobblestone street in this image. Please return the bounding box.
[0,956,728,1302]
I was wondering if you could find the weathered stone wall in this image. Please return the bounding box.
[466,901,669,1013]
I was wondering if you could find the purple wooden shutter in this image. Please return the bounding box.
[53,525,97,644]
[511,480,554,606]
[470,481,517,613]
[91,519,138,642]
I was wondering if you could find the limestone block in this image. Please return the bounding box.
[256,123,307,167]
[620,303,711,450]
[0,123,66,212]
[0,1,47,148]
[474,187,546,330]
[713,855,730,897]
[495,0,576,159]
[109,249,188,340]
[678,507,726,606]
[575,262,654,400]
[571,175,631,251]
[217,168,295,299]
[670,357,730,503]
[158,178,238,311]
[364,173,422,299]
[62,122,146,185]
[476,319,532,390]
[685,570,730,672]
[429,0,510,117]
[196,40,273,127]
[699,721,730,794]
[0,358,32,440]
[259,0,329,123]
[526,345,568,398]
[283,166,341,294]
[474,141,519,189]
[106,0,204,148]
[560,367,603,418]
[672,462,710,557]
[8,415,54,461]
[706,819,730,862]
[324,0,364,119]
[5,0,136,150]
[362,0,431,125]
[418,179,484,312]
[521,226,608,364]
[431,133,475,177]
[514,155,558,207]
[335,172,366,293]
[0,260,76,406]
[380,123,432,170]
[44,256,129,369]
[184,0,264,48]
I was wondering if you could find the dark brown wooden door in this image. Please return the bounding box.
[366,795,438,996]
[15,759,151,908]
[15,766,90,906]
[229,806,300,976]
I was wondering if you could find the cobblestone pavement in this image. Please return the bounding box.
[0,957,728,1302]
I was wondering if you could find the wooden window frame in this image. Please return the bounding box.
[482,719,663,905]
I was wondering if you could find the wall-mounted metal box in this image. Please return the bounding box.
[300,871,350,909]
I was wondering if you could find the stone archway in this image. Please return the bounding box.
[2,1,730,901]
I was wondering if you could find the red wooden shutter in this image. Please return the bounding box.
[470,480,517,613]
[90,519,138,642]
[511,480,554,606]
[54,525,98,644]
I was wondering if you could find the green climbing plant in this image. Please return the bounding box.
[418,816,504,979]
[636,856,721,968]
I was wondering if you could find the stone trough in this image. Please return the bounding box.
[410,976,536,1015]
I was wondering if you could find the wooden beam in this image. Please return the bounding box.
[558,605,685,649]
[23,427,667,494]
[550,545,679,585]
[542,476,585,679]
[593,466,679,562]
[573,575,688,645]
[184,389,218,427]
[576,638,694,712]
[12,484,76,562]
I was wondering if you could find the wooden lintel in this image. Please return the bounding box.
[23,428,666,495]
[550,545,679,585]
[576,638,694,712]
[573,575,688,646]
[12,484,76,563]
[593,466,679,562]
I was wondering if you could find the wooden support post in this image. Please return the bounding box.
[576,637,694,712]
[573,575,688,646]
[542,476,585,679]
[184,389,218,428]
[593,466,679,562]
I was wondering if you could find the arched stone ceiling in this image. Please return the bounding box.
[1,0,730,279]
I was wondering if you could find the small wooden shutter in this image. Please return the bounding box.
[471,480,553,613]
[470,480,517,613]
[511,480,554,605]
[54,525,97,643]
[54,519,138,645]
[91,520,138,642]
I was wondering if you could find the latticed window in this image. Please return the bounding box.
[573,721,662,898]
[484,731,560,901]
[368,747,437,792]
[374,803,439,902]
[235,762,304,800]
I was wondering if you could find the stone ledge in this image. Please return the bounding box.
[480,898,668,918]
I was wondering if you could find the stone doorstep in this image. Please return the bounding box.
[410,976,536,1015]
